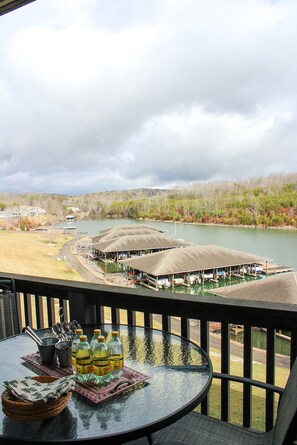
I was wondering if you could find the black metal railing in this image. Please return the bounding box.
[1,271,297,432]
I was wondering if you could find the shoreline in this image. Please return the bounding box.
[2,213,295,232]
[53,216,297,232]
[141,218,297,231]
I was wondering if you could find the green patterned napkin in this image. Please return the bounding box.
[4,375,75,402]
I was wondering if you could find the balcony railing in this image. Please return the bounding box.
[1,271,297,433]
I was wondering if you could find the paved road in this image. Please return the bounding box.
[153,315,290,369]
[60,238,103,284]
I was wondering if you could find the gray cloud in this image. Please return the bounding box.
[0,0,297,194]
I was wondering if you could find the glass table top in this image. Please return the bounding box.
[0,324,212,444]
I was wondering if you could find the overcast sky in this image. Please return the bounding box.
[0,0,296,195]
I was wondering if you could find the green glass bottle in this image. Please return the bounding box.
[93,335,110,380]
[108,331,124,371]
[76,334,92,382]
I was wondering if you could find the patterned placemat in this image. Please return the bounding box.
[21,353,149,404]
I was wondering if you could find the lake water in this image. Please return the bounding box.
[230,329,291,356]
[74,218,297,271]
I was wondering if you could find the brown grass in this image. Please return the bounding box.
[0,230,82,281]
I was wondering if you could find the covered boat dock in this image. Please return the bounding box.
[92,233,187,262]
[119,245,270,290]
[209,271,297,304]
[92,225,165,244]
[98,224,164,235]
[208,272,297,336]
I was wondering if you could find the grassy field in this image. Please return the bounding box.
[0,230,82,281]
[203,355,289,430]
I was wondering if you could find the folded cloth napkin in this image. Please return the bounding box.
[3,375,76,403]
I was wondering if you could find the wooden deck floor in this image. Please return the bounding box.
[263,263,294,275]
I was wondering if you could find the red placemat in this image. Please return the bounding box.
[21,353,149,405]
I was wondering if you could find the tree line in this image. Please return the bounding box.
[0,173,296,229]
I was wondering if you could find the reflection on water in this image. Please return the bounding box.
[230,329,290,356]
[98,260,125,274]
[162,275,262,296]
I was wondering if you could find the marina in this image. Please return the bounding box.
[75,222,295,293]
[64,219,295,298]
[72,219,297,272]
[56,219,296,355]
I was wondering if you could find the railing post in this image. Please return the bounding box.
[181,317,190,339]
[200,320,210,416]
[68,292,96,324]
[127,309,136,326]
[266,328,276,431]
[221,322,230,421]
[16,292,22,333]
[111,307,120,324]
[96,305,105,324]
[23,293,30,328]
[46,296,53,327]
[144,312,153,328]
[162,315,171,333]
[243,325,252,427]
[0,280,20,338]
[34,295,42,329]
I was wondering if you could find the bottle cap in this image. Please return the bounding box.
[112,331,119,336]
[94,329,101,335]
[98,336,105,342]
[80,335,87,341]
[76,329,83,334]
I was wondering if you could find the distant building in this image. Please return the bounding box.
[19,206,46,217]
[0,206,46,220]
[67,207,80,213]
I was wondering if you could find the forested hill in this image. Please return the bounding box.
[0,173,296,229]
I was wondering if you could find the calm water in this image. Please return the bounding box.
[230,330,291,356]
[74,218,297,271]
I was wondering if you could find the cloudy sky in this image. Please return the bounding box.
[0,0,297,195]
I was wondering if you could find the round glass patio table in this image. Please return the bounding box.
[0,324,212,444]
